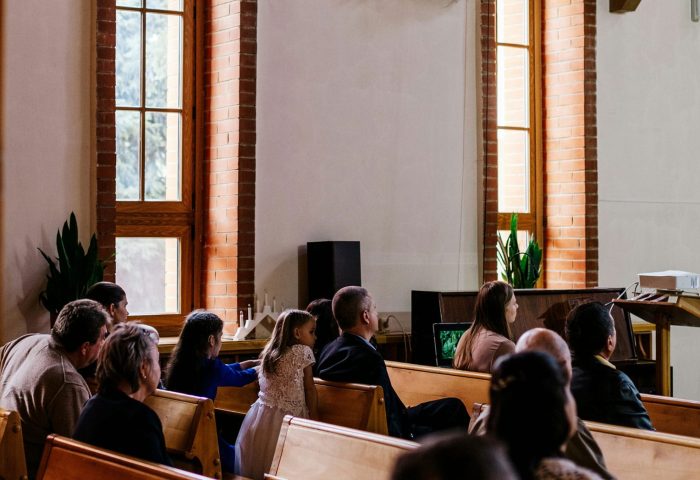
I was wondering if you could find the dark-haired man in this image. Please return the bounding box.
[0,299,109,478]
[565,301,653,430]
[316,286,469,439]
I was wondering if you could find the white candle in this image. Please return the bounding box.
[247,304,252,321]
[239,311,244,327]
[264,292,269,307]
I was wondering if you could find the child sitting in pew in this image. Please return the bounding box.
[235,309,319,480]
[164,310,259,475]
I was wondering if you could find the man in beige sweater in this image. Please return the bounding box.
[0,299,108,479]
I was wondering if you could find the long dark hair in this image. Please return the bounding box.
[487,351,572,480]
[164,310,223,395]
[86,282,126,310]
[260,309,314,375]
[455,281,514,367]
[306,298,338,356]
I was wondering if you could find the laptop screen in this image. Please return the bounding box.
[433,322,471,367]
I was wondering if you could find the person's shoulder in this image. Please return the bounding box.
[536,457,603,480]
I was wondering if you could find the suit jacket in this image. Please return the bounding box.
[316,332,407,437]
[571,356,653,431]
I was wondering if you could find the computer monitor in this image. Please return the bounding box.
[433,322,471,367]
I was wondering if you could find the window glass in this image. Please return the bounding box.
[498,129,530,213]
[116,10,142,107]
[497,0,528,45]
[116,110,141,201]
[497,46,529,128]
[116,237,180,315]
[145,13,182,109]
[145,112,181,201]
[146,0,183,11]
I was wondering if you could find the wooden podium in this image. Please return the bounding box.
[614,292,700,396]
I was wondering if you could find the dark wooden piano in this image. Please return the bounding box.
[412,288,657,393]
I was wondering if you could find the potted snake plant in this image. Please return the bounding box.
[38,212,107,325]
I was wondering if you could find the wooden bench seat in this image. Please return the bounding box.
[587,421,700,480]
[36,435,212,480]
[639,393,700,438]
[387,360,700,438]
[144,389,222,479]
[268,416,417,480]
[385,360,489,416]
[215,378,388,435]
[0,408,27,480]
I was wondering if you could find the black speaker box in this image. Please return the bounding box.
[307,241,361,304]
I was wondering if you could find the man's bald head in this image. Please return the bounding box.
[515,328,572,383]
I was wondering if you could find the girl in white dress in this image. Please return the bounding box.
[234,309,318,479]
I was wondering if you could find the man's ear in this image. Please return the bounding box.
[208,334,215,347]
[79,341,90,357]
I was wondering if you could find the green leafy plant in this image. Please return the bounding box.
[496,213,542,288]
[39,212,106,318]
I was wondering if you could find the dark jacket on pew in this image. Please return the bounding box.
[317,332,469,439]
[571,356,653,431]
[73,387,173,466]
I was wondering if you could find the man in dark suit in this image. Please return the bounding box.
[316,286,469,439]
[566,301,653,431]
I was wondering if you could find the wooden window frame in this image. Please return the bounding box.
[114,0,197,335]
[495,0,543,255]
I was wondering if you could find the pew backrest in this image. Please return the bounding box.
[143,389,222,479]
[587,421,700,480]
[37,435,212,480]
[640,393,700,438]
[0,408,27,480]
[216,378,388,435]
[269,416,417,480]
[385,360,488,415]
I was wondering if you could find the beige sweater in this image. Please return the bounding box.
[0,334,90,479]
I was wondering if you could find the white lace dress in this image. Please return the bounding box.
[234,344,315,480]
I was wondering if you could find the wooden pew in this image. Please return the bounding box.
[143,389,222,479]
[216,378,388,435]
[0,408,27,480]
[36,434,211,480]
[268,416,417,480]
[639,393,700,438]
[387,360,700,438]
[587,421,700,480]
[385,360,489,416]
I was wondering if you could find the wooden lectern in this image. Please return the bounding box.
[614,292,700,396]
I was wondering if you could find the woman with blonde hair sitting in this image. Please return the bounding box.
[453,281,518,373]
[73,322,171,466]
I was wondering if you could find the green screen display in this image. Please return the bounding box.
[439,330,464,360]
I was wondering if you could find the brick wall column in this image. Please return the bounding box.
[95,0,116,281]
[203,0,257,333]
[542,0,597,288]
[481,0,498,282]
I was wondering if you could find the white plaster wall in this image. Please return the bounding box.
[255,0,479,316]
[0,0,94,342]
[598,2,700,399]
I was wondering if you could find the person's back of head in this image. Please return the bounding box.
[473,281,513,337]
[565,301,614,360]
[306,298,339,354]
[332,286,371,331]
[391,431,517,480]
[165,310,223,394]
[52,299,109,352]
[516,328,572,383]
[260,309,315,374]
[487,351,574,480]
[85,281,126,310]
[97,322,158,394]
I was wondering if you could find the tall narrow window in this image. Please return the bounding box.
[115,0,194,334]
[495,0,542,276]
